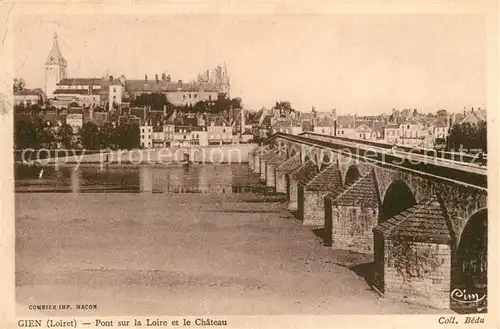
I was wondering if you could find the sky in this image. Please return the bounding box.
[13,14,488,115]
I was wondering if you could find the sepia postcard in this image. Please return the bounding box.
[1,1,499,328]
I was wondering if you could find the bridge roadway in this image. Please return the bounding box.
[300,131,487,165]
[268,132,487,189]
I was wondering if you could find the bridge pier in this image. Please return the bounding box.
[248,148,255,171]
[372,198,454,309]
[298,164,343,227]
[288,160,318,212]
[275,154,301,195]
[253,149,262,174]
[264,152,286,188]
[324,173,379,254]
[261,132,488,310]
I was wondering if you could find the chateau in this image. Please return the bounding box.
[44,33,230,110]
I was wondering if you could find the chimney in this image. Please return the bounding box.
[145,75,148,82]
[144,106,147,124]
[240,108,245,136]
[163,104,167,116]
[155,74,159,83]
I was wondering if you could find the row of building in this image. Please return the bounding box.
[15,33,231,111]
[255,106,486,148]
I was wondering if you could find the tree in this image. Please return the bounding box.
[14,120,38,149]
[230,97,242,109]
[446,122,487,153]
[446,123,463,151]
[213,93,232,114]
[56,122,74,149]
[99,122,115,149]
[273,101,294,117]
[80,122,101,150]
[13,78,26,92]
[130,92,173,111]
[114,122,140,150]
[436,109,448,117]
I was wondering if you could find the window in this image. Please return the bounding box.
[189,94,192,99]
[407,125,410,129]
[223,129,226,133]
[141,128,144,133]
[183,135,186,140]
[194,94,197,99]
[183,95,186,100]
[113,87,116,93]
[208,95,212,101]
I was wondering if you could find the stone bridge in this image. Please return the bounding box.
[249,132,487,311]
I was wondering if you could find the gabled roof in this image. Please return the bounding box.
[461,111,484,125]
[276,153,302,173]
[372,121,385,134]
[58,78,103,86]
[433,117,448,128]
[299,112,313,120]
[305,163,342,192]
[337,115,355,128]
[125,80,219,93]
[373,198,452,244]
[14,89,41,96]
[314,116,336,127]
[329,173,378,208]
[292,160,320,186]
[385,123,400,129]
[45,33,67,66]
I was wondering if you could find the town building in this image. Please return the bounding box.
[272,120,303,135]
[336,115,356,138]
[399,121,427,147]
[207,117,232,145]
[384,123,401,144]
[140,124,153,148]
[313,116,336,136]
[14,89,45,106]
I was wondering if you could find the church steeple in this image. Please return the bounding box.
[45,32,66,65]
[44,32,67,98]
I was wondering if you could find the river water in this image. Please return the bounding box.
[15,164,262,194]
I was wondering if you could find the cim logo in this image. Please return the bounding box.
[451,288,486,304]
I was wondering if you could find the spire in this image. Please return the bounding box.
[222,62,229,83]
[45,32,66,65]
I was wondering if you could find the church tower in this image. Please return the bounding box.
[220,63,230,98]
[44,33,67,98]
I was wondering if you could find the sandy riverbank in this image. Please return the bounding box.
[15,192,446,316]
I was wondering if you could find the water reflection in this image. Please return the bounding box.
[15,164,260,194]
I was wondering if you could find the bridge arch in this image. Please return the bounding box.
[344,165,361,185]
[380,180,416,222]
[455,208,487,293]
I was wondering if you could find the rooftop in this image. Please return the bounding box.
[330,173,379,208]
[292,160,320,186]
[305,163,343,192]
[373,198,452,244]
